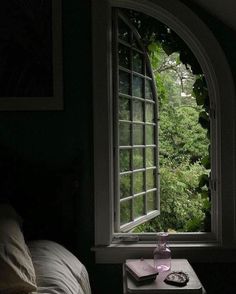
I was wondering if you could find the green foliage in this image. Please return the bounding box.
[193,76,209,110]
[119,9,211,233]
[159,105,209,164]
[135,42,211,232]
[134,161,210,232]
[124,8,203,74]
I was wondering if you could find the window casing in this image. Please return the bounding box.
[92,0,236,263]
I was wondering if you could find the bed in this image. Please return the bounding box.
[0,204,91,294]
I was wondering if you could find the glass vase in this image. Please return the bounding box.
[153,232,171,272]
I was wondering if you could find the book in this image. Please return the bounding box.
[125,259,158,282]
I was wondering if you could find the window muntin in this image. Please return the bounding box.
[114,11,160,232]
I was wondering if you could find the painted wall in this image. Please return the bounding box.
[0,1,235,293]
[0,0,93,264]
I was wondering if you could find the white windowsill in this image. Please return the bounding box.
[92,242,236,264]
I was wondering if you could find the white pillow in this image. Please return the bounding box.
[0,204,37,294]
[28,240,91,294]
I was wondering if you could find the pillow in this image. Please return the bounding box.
[0,204,37,294]
[28,240,91,294]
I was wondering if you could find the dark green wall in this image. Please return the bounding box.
[0,0,93,267]
[1,1,236,293]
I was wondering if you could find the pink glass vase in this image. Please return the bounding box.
[153,232,171,272]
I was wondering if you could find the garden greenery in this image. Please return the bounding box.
[123,9,211,232]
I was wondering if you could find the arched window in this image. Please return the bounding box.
[92,0,235,263]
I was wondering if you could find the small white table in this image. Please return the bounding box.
[123,259,206,293]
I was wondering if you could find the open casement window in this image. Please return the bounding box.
[93,0,236,263]
[113,10,160,233]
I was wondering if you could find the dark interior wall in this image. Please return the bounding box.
[181,0,236,80]
[0,0,93,261]
[0,1,235,294]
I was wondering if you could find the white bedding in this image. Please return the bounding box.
[28,240,91,294]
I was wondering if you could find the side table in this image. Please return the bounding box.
[123,259,206,293]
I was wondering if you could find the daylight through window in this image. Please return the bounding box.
[113,9,211,234]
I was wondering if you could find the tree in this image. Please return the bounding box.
[134,43,210,232]
[119,9,211,232]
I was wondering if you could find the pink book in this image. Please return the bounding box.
[125,259,158,282]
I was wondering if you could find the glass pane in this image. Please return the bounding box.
[133,51,143,73]
[145,79,154,100]
[120,149,131,172]
[146,147,155,167]
[133,171,144,194]
[133,124,144,145]
[119,44,130,69]
[120,173,131,199]
[133,99,144,122]
[146,125,155,145]
[147,191,156,212]
[118,18,130,43]
[119,71,130,95]
[134,195,145,219]
[119,122,131,146]
[133,148,144,170]
[120,200,132,225]
[119,97,130,120]
[146,169,156,190]
[146,102,154,123]
[132,76,144,98]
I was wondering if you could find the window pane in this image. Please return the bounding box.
[146,169,156,190]
[119,71,130,95]
[146,102,154,123]
[133,51,143,73]
[120,173,132,199]
[119,122,131,146]
[145,79,154,100]
[147,191,156,212]
[134,195,145,219]
[146,125,155,145]
[120,200,132,225]
[119,44,130,69]
[133,99,144,122]
[133,171,144,194]
[133,148,144,169]
[120,149,131,172]
[119,97,130,120]
[146,147,155,167]
[133,124,144,145]
[118,19,130,43]
[132,76,144,98]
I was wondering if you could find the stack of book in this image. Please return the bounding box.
[125,259,158,283]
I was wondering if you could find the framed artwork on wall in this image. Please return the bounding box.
[0,0,63,111]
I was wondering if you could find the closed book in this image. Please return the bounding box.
[125,259,158,282]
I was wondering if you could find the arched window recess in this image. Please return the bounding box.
[92,0,236,261]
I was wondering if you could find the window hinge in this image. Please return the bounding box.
[112,235,140,243]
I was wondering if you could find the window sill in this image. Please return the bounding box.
[92,242,236,263]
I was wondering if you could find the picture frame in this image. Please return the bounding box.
[0,0,63,111]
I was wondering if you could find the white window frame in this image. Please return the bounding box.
[92,0,236,263]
